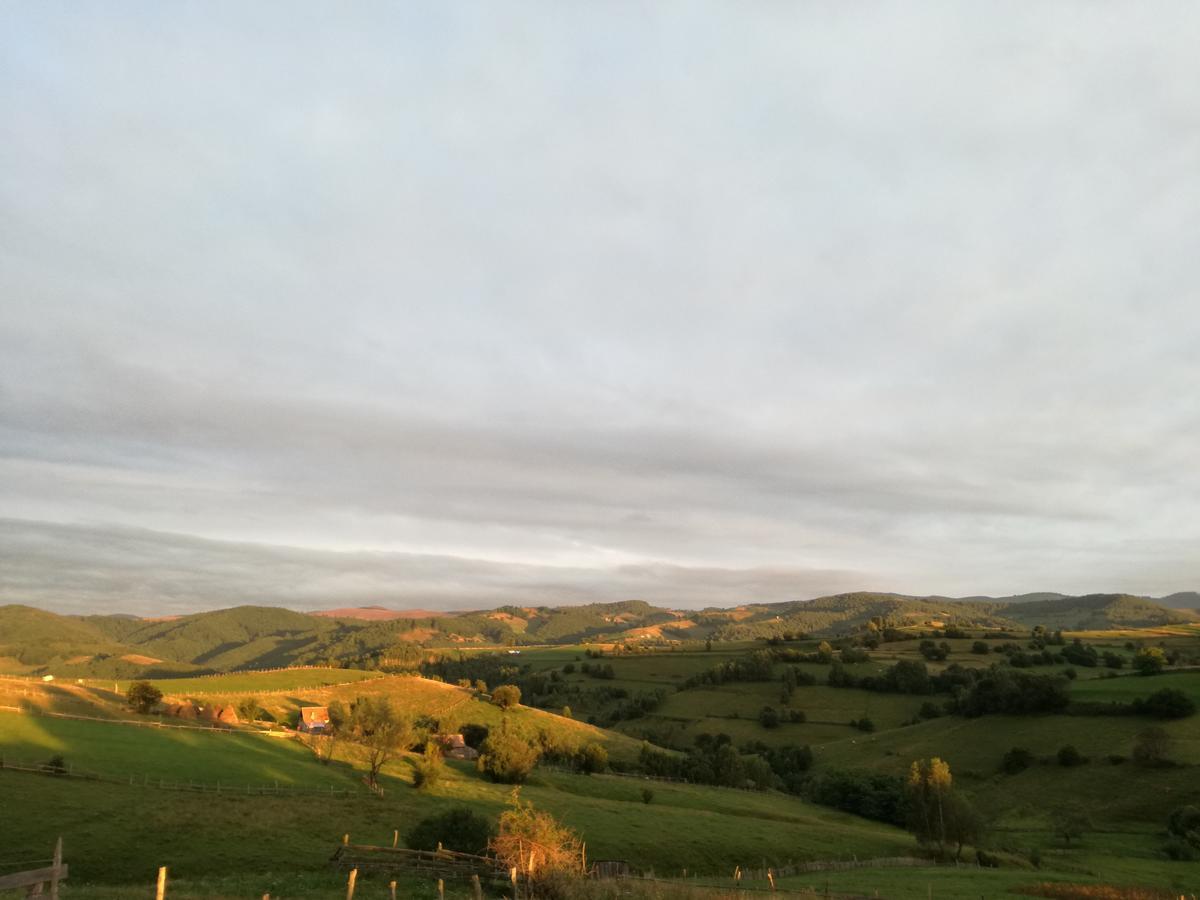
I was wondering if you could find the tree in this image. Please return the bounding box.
[491,790,585,897]
[1167,805,1200,850]
[460,723,489,749]
[943,792,985,861]
[236,695,261,722]
[1052,806,1091,846]
[906,758,955,857]
[758,706,781,728]
[1132,725,1172,767]
[126,681,162,714]
[478,727,540,783]
[816,641,834,663]
[1132,688,1196,719]
[576,742,608,775]
[407,807,495,855]
[492,684,522,709]
[1134,647,1167,676]
[347,696,414,787]
[641,787,654,804]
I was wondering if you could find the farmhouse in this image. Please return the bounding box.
[298,706,331,733]
[434,733,479,760]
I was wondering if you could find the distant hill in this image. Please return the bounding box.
[311,607,447,621]
[1160,591,1200,610]
[2,589,1195,677]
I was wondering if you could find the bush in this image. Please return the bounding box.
[758,706,781,728]
[641,787,654,804]
[1132,688,1196,719]
[971,641,990,655]
[1001,747,1034,774]
[412,743,444,790]
[126,681,163,714]
[492,685,522,709]
[1056,745,1085,767]
[492,794,584,899]
[478,729,540,783]
[406,807,495,855]
[576,743,608,775]
[460,723,489,749]
[1133,726,1172,767]
[788,709,807,723]
[918,701,942,720]
[44,754,67,776]
[1167,804,1200,847]
[850,717,876,733]
[1164,835,1198,861]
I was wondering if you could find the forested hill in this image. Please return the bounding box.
[0,592,1194,677]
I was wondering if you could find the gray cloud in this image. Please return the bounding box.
[2,3,1199,614]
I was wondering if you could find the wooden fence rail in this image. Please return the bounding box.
[332,843,510,883]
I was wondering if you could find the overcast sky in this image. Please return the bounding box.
[2,3,1198,615]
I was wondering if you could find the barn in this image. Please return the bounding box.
[298,706,331,733]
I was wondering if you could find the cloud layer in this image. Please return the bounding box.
[2,3,1199,614]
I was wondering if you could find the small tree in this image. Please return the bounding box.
[126,681,163,714]
[1052,806,1091,846]
[758,706,781,729]
[407,807,495,855]
[236,695,260,723]
[641,787,654,804]
[1134,646,1167,676]
[347,696,414,787]
[1133,725,1172,767]
[478,727,541,783]
[460,723,489,749]
[492,684,522,709]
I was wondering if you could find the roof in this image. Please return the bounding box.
[301,706,330,724]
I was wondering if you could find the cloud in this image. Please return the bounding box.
[1,3,1198,613]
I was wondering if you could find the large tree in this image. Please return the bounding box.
[347,696,415,787]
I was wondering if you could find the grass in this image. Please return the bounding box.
[145,667,382,695]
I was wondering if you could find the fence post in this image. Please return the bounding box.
[156,866,167,900]
[437,878,444,900]
[393,829,398,848]
[471,874,482,900]
[389,880,397,900]
[49,836,62,900]
[345,867,357,900]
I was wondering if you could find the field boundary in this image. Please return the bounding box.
[0,704,292,736]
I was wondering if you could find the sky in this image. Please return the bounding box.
[2,3,1199,615]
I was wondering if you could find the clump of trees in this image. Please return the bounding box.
[491,685,522,709]
[906,758,984,861]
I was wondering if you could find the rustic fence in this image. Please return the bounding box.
[0,704,294,737]
[0,838,66,898]
[332,841,509,882]
[0,757,358,797]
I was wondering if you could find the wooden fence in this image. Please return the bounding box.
[0,838,66,898]
[0,704,292,737]
[331,842,510,883]
[0,757,358,797]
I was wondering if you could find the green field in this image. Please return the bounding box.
[145,667,382,695]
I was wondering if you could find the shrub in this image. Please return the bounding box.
[1164,835,1198,861]
[850,717,876,733]
[1134,646,1167,676]
[1132,726,1172,767]
[412,743,444,790]
[1056,745,1085,767]
[478,729,540,783]
[758,706,781,728]
[641,787,654,804]
[1001,747,1034,774]
[788,709,807,723]
[1167,804,1200,848]
[492,685,522,709]
[126,681,163,714]
[971,641,990,655]
[918,701,942,720]
[406,807,495,855]
[460,723,489,749]
[562,663,575,674]
[44,754,67,776]
[1132,688,1196,719]
[1052,806,1091,845]
[492,792,584,899]
[236,696,260,722]
[576,743,608,775]
[1029,846,1042,868]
